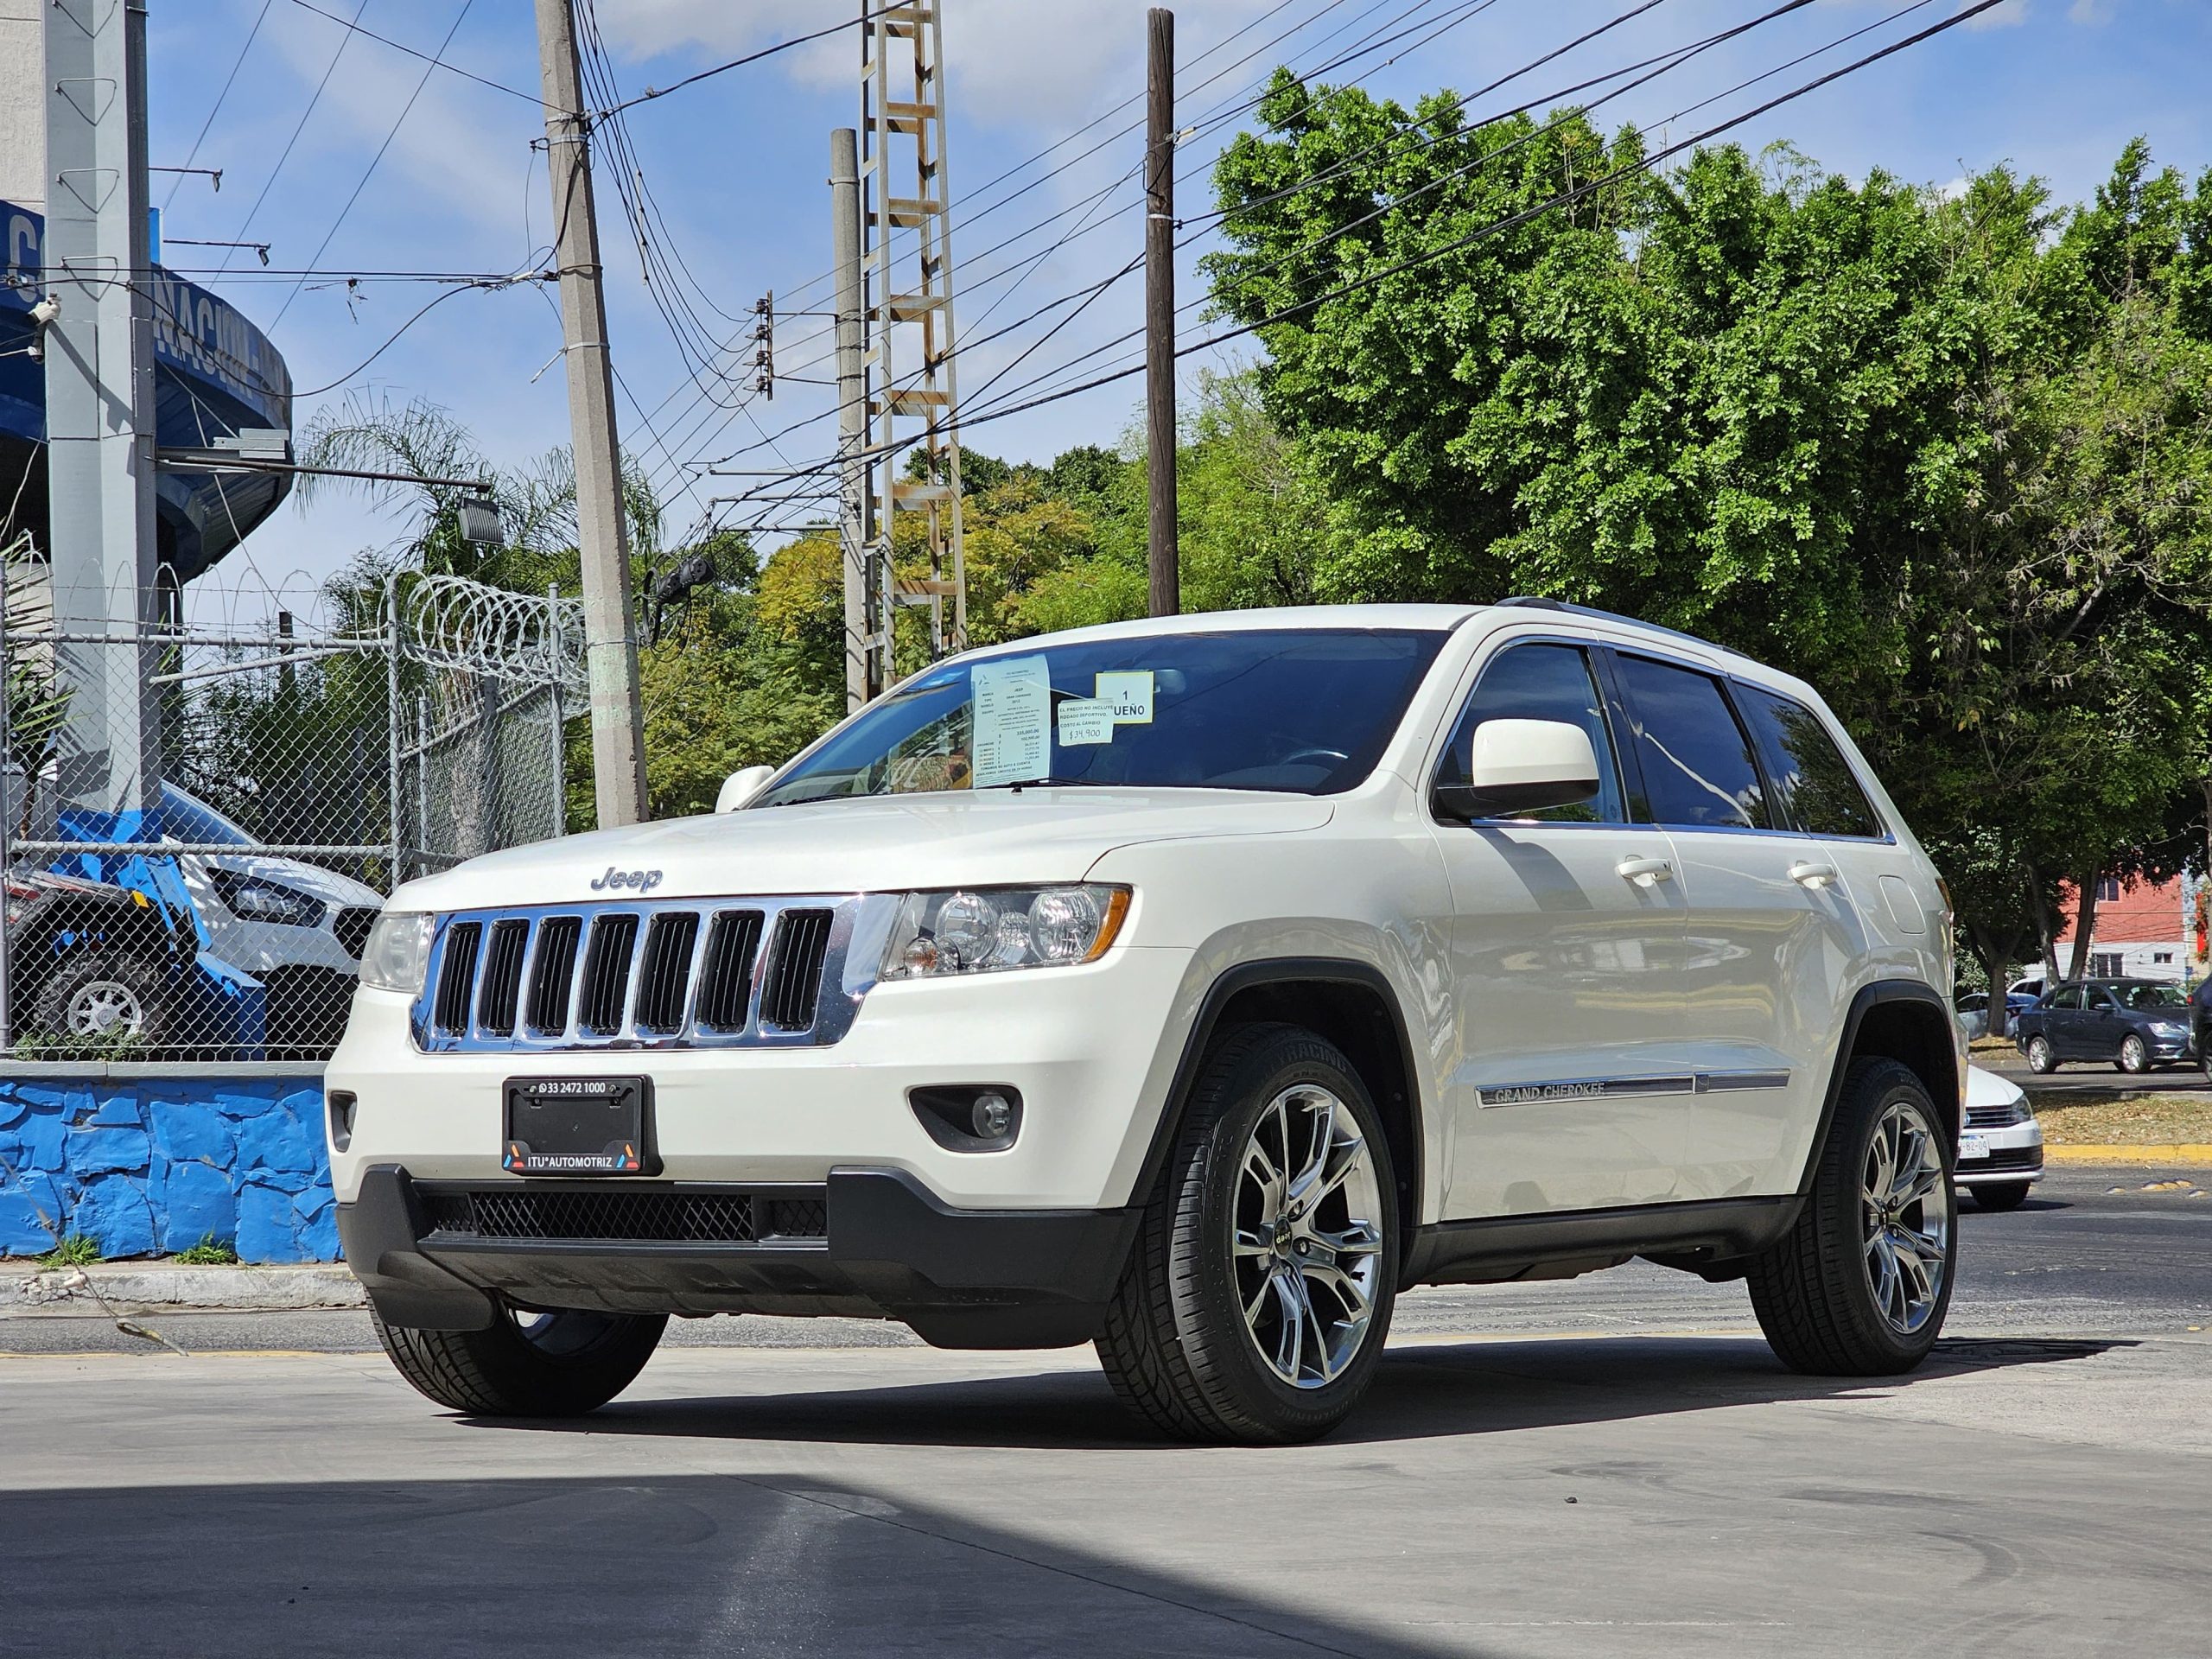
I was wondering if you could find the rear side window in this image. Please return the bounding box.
[1434,643,1626,823]
[1737,686,1882,839]
[1610,655,1767,830]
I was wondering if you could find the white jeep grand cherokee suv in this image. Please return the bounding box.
[328,601,1962,1443]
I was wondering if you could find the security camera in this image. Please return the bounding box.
[26,294,58,359]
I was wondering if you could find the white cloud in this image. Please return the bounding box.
[593,0,1287,135]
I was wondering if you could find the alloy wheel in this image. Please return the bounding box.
[1232,1083,1385,1389]
[1860,1099,1951,1336]
[67,978,144,1039]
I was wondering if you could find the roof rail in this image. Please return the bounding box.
[1495,596,1725,653]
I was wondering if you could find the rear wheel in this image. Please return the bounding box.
[372,1303,666,1415]
[1970,1181,2032,1211]
[31,950,171,1048]
[1748,1058,1955,1375]
[1096,1022,1398,1445]
[2024,1035,2057,1074]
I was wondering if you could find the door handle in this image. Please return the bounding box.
[1789,861,1840,890]
[1616,855,1673,887]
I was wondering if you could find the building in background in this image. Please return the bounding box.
[2053,873,2194,983]
[0,0,291,588]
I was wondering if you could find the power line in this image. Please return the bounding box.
[281,0,542,105]
[287,275,545,399]
[591,5,892,120]
[269,0,479,330]
[164,0,274,212]
[217,0,370,276]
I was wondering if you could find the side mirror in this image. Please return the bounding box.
[1438,718,1600,821]
[715,764,776,813]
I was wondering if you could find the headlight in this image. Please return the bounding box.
[881,886,1130,979]
[209,868,327,928]
[2152,1020,2188,1038]
[359,911,435,995]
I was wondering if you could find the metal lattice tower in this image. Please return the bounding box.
[861,0,967,680]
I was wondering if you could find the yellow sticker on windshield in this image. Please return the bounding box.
[1094,671,1154,724]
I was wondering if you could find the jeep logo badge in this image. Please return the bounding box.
[591,867,664,894]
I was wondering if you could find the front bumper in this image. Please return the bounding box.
[339,1163,1141,1349]
[1955,1118,2044,1186]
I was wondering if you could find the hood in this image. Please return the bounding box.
[194,849,386,909]
[1963,1065,2024,1111]
[393,788,1335,912]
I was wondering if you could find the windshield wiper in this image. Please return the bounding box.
[988,775,1109,791]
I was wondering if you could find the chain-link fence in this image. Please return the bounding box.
[0,569,583,1062]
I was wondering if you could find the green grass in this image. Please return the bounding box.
[170,1235,238,1267]
[38,1235,99,1268]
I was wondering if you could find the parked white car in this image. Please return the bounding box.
[329,602,1962,1441]
[1957,1064,2044,1210]
[162,783,385,1049]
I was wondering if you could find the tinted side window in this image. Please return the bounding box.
[1610,655,1767,830]
[1737,686,1881,839]
[1435,644,1626,823]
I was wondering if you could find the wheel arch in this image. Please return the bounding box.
[1135,958,1427,1273]
[1802,980,1962,1197]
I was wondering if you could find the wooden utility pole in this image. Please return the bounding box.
[1145,7,1179,617]
[831,127,872,712]
[533,0,647,827]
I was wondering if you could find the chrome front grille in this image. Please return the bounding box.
[413,895,870,1052]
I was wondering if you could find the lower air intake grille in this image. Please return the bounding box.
[1961,1146,2042,1173]
[420,1187,830,1244]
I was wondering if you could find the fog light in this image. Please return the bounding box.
[327,1090,358,1154]
[972,1091,1014,1139]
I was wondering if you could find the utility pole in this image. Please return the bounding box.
[831,128,872,712]
[862,0,967,677]
[45,0,162,831]
[1145,6,1179,618]
[532,0,647,828]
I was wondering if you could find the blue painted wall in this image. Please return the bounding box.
[0,1072,335,1262]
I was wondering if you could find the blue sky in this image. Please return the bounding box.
[140,0,2212,618]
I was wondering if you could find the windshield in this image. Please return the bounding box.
[756,628,1448,807]
[161,783,253,847]
[2113,982,2186,1010]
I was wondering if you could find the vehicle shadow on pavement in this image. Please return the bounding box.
[475,1334,2125,1452]
[3,1471,1465,1658]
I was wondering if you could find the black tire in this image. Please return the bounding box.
[372,1304,666,1415]
[1095,1022,1400,1445]
[1748,1058,1956,1376]
[2024,1034,2057,1074]
[29,949,172,1047]
[2117,1033,2149,1074]
[1971,1181,2032,1212]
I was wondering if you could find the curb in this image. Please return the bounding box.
[1,1263,365,1313]
[2044,1144,2212,1166]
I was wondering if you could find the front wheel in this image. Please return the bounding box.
[1748,1058,1955,1375]
[372,1304,666,1415]
[2024,1035,2057,1074]
[2117,1033,2149,1074]
[1095,1022,1399,1444]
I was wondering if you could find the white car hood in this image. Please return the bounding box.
[392,788,1335,912]
[1964,1064,2024,1111]
[192,849,385,909]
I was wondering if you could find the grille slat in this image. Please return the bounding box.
[433,923,482,1035]
[527,917,582,1035]
[420,1187,830,1244]
[477,920,529,1036]
[760,909,834,1031]
[1965,1103,2024,1129]
[577,914,639,1036]
[696,910,765,1032]
[635,912,701,1034]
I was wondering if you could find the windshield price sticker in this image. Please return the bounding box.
[971,654,1053,785]
[1056,699,1116,746]
[1094,671,1154,724]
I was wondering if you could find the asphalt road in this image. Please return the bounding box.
[1975,1043,2211,1096]
[3,1165,2209,1657]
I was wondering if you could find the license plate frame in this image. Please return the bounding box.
[1959,1131,1988,1162]
[502,1077,657,1176]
